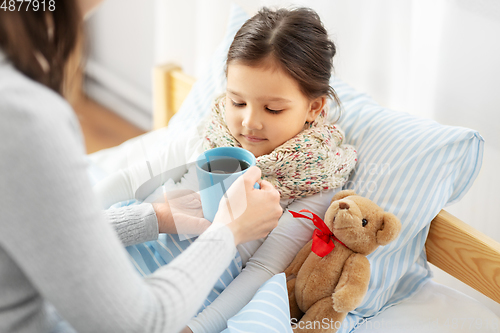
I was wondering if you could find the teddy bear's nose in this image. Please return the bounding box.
[339,202,350,210]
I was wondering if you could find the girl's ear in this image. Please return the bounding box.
[306,96,327,123]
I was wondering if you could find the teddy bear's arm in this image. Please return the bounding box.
[284,240,313,321]
[332,253,370,313]
[284,239,312,278]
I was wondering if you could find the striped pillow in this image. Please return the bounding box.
[330,77,483,331]
[222,273,293,333]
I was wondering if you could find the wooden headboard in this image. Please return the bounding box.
[152,64,500,304]
[153,64,196,130]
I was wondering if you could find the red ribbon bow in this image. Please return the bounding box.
[289,209,347,257]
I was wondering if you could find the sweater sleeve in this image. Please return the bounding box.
[104,203,159,247]
[187,188,340,333]
[0,91,236,333]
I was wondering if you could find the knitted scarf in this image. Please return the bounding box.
[203,96,358,199]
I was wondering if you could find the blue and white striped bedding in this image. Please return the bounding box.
[222,273,293,333]
[87,3,484,331]
[104,180,243,314]
[127,228,243,313]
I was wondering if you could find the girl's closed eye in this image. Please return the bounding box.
[230,99,282,114]
[265,107,283,114]
[231,100,246,107]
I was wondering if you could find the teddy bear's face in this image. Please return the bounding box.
[324,193,401,255]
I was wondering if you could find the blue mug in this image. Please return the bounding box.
[196,147,259,222]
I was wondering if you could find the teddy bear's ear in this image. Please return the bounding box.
[331,190,357,203]
[376,212,402,246]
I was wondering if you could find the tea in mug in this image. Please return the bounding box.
[201,157,250,174]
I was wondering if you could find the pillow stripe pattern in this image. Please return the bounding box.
[330,77,483,332]
[221,273,293,333]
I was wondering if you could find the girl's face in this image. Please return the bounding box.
[225,60,326,157]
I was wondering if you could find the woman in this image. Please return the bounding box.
[0,1,282,332]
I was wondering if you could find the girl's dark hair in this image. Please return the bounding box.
[0,2,83,99]
[227,7,342,115]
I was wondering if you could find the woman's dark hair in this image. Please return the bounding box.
[0,1,83,99]
[227,7,342,115]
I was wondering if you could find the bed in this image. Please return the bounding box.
[87,4,500,332]
[151,63,500,305]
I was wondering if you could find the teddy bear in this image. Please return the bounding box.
[285,190,401,333]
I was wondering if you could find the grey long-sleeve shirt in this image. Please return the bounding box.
[0,50,236,333]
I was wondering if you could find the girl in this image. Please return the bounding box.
[0,1,281,332]
[94,6,357,333]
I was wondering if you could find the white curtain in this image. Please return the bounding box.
[85,0,500,314]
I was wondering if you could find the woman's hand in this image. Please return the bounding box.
[213,166,282,245]
[152,189,211,235]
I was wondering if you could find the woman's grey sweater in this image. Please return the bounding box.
[0,50,236,333]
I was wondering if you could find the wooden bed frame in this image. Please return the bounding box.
[152,64,500,305]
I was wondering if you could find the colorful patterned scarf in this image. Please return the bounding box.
[203,95,357,199]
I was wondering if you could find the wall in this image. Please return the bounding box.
[84,0,156,130]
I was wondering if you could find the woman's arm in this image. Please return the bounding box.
[0,94,274,332]
[186,188,340,333]
[104,203,159,247]
[99,190,209,247]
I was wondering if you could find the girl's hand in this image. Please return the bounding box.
[152,190,211,235]
[213,166,282,245]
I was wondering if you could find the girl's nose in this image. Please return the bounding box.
[242,107,263,130]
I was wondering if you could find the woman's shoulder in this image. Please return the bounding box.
[0,56,85,157]
[0,56,81,141]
